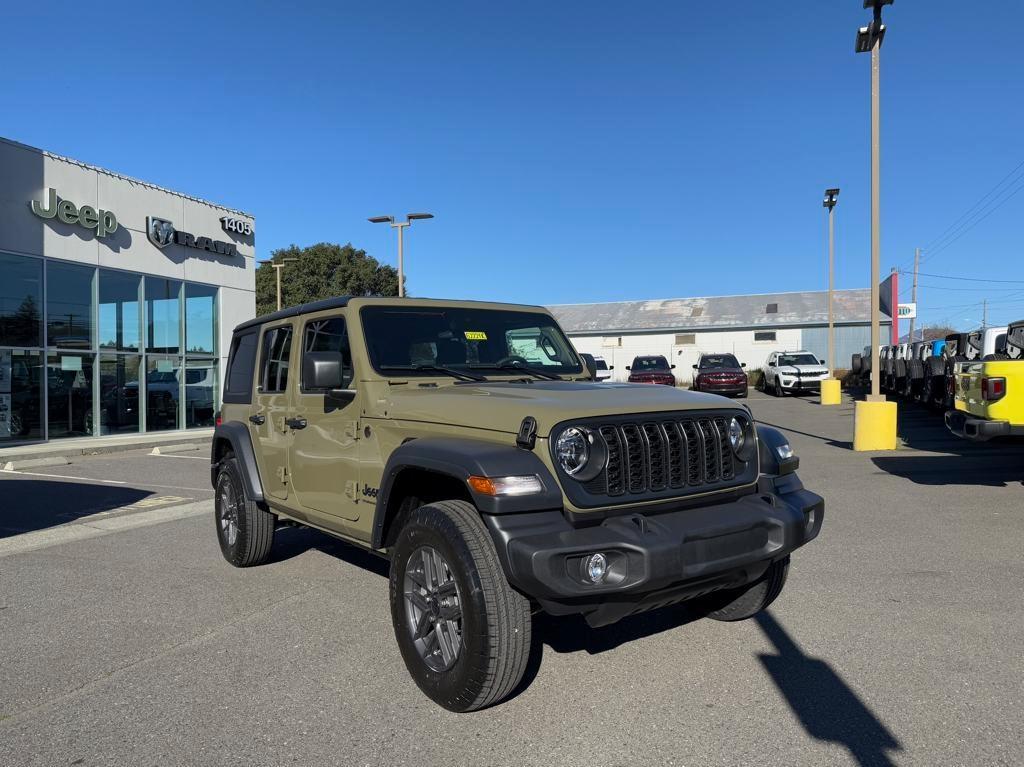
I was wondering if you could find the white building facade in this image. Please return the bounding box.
[549,290,890,385]
[0,137,255,444]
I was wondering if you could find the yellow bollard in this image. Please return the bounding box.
[853,399,898,451]
[820,378,842,406]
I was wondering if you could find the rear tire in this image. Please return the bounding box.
[697,556,789,622]
[214,454,276,567]
[389,500,532,712]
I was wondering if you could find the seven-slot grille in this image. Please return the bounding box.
[583,416,738,497]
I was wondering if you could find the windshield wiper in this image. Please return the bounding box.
[470,362,563,381]
[379,364,487,382]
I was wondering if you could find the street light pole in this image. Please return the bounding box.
[857,0,892,402]
[823,189,840,377]
[271,257,298,311]
[368,213,434,297]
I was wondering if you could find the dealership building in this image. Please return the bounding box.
[0,137,255,445]
[550,289,892,384]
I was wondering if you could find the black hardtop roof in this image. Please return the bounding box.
[233,296,352,333]
[231,295,551,335]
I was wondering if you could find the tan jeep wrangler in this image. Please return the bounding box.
[211,297,824,711]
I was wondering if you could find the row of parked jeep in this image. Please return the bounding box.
[850,320,1024,441]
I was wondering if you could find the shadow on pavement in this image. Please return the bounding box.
[536,602,701,655]
[755,611,901,767]
[268,525,390,577]
[0,479,152,537]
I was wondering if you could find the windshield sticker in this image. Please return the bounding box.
[464,331,488,341]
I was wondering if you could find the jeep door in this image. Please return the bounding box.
[251,322,297,502]
[287,314,362,532]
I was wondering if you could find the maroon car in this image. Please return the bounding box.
[626,355,676,386]
[691,353,748,398]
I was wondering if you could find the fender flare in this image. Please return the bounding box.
[371,437,563,549]
[211,421,265,503]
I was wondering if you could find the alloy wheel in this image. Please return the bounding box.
[218,482,239,546]
[403,545,464,672]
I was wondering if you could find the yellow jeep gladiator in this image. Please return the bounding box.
[945,320,1024,441]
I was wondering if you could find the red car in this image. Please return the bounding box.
[626,355,676,386]
[691,353,748,398]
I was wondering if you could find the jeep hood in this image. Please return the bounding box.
[382,381,741,437]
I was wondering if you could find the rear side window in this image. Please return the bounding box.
[223,330,259,404]
[261,326,293,393]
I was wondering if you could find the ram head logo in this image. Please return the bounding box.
[147,217,176,249]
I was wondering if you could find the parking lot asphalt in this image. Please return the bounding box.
[1,392,1022,766]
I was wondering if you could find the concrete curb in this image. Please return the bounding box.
[2,457,72,471]
[0,432,212,464]
[0,500,213,558]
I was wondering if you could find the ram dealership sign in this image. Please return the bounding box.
[30,188,118,237]
[147,216,238,257]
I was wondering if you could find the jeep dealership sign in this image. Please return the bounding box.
[30,188,118,237]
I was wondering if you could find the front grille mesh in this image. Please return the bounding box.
[582,416,738,498]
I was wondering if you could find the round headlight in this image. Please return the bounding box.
[728,417,745,453]
[555,427,589,476]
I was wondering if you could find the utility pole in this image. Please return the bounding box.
[909,247,919,342]
[983,298,987,329]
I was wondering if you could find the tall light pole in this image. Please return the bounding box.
[823,188,840,377]
[856,0,892,402]
[270,257,298,311]
[368,213,434,297]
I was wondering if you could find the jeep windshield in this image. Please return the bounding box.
[361,306,584,378]
[699,354,740,369]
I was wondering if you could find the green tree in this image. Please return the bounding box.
[255,243,400,316]
[921,325,956,342]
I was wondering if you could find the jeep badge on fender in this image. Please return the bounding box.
[211,296,824,712]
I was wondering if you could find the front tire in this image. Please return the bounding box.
[214,454,276,567]
[697,556,789,622]
[390,500,532,712]
[774,377,786,397]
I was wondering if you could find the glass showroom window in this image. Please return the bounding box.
[185,283,217,355]
[46,352,95,439]
[146,356,182,432]
[47,261,95,351]
[0,253,44,443]
[184,358,218,428]
[146,278,182,355]
[98,271,143,435]
[99,354,141,435]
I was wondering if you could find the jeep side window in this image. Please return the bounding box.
[261,326,293,393]
[224,329,259,404]
[302,317,353,392]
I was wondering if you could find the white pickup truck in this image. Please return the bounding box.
[762,350,829,397]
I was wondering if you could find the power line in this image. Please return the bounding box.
[921,158,1024,254]
[924,178,1024,260]
[898,270,1024,284]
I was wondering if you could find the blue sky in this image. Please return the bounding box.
[5,1,1023,330]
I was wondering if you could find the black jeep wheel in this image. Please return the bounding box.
[696,556,789,622]
[214,454,275,567]
[774,377,786,397]
[389,500,532,712]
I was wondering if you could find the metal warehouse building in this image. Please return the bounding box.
[549,289,891,384]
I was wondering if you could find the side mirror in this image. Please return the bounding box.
[608,366,614,370]
[579,353,598,381]
[670,364,676,369]
[741,362,747,367]
[819,359,826,365]
[303,351,352,393]
[692,364,698,369]
[625,366,631,371]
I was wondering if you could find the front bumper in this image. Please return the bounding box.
[945,410,1024,441]
[780,377,824,392]
[483,474,823,627]
[698,381,748,395]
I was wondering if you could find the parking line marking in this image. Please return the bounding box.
[149,454,209,461]
[0,469,127,485]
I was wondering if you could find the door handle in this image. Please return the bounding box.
[285,417,308,430]
[248,414,266,425]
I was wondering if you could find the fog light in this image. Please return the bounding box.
[582,552,608,584]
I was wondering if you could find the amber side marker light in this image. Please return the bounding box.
[467,475,544,497]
